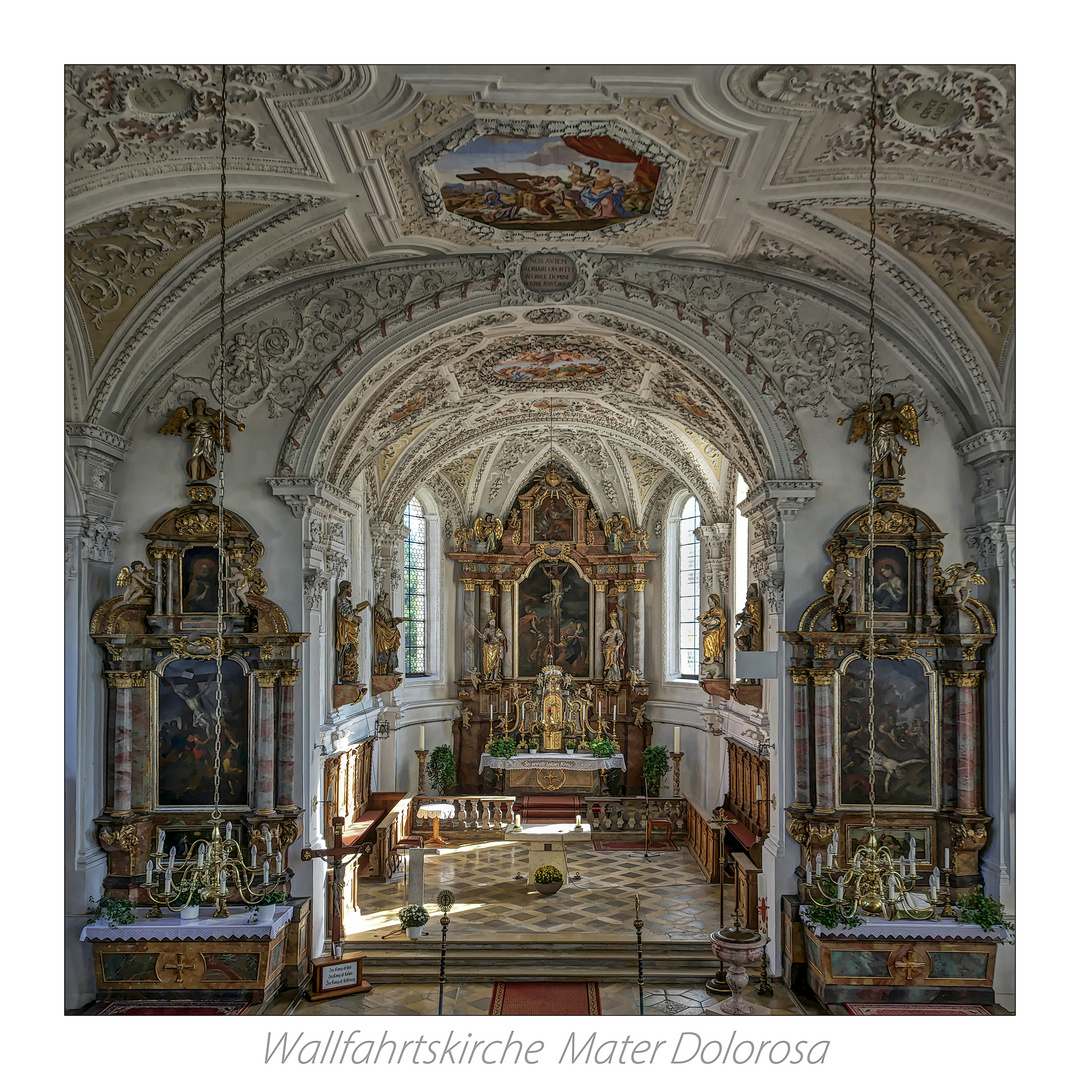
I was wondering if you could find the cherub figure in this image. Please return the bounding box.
[158,397,244,481]
[117,560,156,605]
[838,394,919,479]
[459,707,473,732]
[823,559,855,608]
[942,562,986,608]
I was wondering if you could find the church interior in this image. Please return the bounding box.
[63,60,1017,1028]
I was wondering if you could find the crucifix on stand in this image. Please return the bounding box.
[301,816,372,1000]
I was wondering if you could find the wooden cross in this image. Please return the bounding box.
[302,816,361,957]
[892,949,925,981]
[455,167,542,192]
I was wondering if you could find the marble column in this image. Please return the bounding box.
[462,583,477,675]
[500,583,514,678]
[255,672,277,813]
[107,672,143,814]
[631,581,646,673]
[791,670,811,809]
[164,552,177,615]
[593,585,606,679]
[952,672,984,814]
[277,671,298,810]
[150,549,164,615]
[810,671,835,813]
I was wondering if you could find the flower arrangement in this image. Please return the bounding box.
[589,737,616,758]
[86,895,136,928]
[398,903,430,929]
[486,736,519,759]
[533,865,564,884]
[528,739,539,751]
[565,740,577,752]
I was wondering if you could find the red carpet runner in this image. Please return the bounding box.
[845,1003,993,1016]
[592,838,677,852]
[489,981,602,1015]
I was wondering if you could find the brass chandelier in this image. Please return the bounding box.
[142,65,287,918]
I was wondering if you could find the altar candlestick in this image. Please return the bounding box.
[145,860,154,885]
[944,847,950,870]
[418,725,425,751]
[250,845,258,868]
[674,727,680,753]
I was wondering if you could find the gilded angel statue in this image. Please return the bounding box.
[941,562,986,608]
[117,560,156,605]
[822,559,855,608]
[158,396,244,481]
[838,393,919,479]
[604,513,634,554]
[472,513,504,554]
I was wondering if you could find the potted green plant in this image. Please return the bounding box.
[86,895,136,928]
[398,903,430,940]
[565,740,577,754]
[642,745,672,797]
[487,736,518,760]
[176,880,205,920]
[248,889,286,925]
[426,745,457,794]
[532,865,564,896]
[528,739,539,754]
[956,889,1014,938]
[589,737,616,758]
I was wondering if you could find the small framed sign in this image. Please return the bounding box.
[308,953,371,1000]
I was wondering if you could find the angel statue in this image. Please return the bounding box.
[603,513,634,554]
[158,396,244,481]
[697,594,727,665]
[453,524,473,552]
[823,559,855,609]
[942,562,986,609]
[473,513,504,554]
[117,560,156,605]
[838,393,919,480]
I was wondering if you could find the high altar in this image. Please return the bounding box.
[448,468,657,795]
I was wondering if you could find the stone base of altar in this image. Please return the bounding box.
[782,895,1006,1006]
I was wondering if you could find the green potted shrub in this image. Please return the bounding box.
[248,889,286,925]
[589,737,616,758]
[532,864,564,896]
[176,880,206,920]
[528,739,539,754]
[565,739,577,754]
[642,745,672,797]
[956,889,1014,938]
[426,745,457,794]
[86,895,136,928]
[487,736,518,760]
[398,903,430,940]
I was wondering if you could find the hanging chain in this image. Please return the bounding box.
[865,64,879,828]
[211,64,229,821]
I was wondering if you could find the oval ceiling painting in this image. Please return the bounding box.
[435,134,661,231]
[492,349,606,384]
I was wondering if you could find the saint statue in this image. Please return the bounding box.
[373,590,408,675]
[733,583,763,652]
[697,594,727,664]
[158,396,245,482]
[600,612,626,683]
[479,610,508,683]
[334,581,370,685]
[838,394,920,480]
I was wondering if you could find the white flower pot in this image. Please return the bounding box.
[257,905,276,924]
[180,905,200,920]
[406,925,422,940]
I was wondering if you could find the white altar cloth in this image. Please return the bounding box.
[798,906,1010,942]
[479,752,625,775]
[80,907,292,942]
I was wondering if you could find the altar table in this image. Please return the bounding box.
[81,907,294,1002]
[479,752,625,794]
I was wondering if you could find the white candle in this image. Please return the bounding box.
[815,853,822,874]
[275,853,282,874]
[805,860,813,887]
[514,813,521,828]
[145,860,154,885]
[164,871,172,892]
[225,821,232,841]
[837,881,844,902]
[168,847,176,869]
[490,704,494,721]
[157,829,165,853]
[833,831,839,849]
[899,856,906,876]
[250,844,258,868]
[944,847,950,870]
[826,849,833,869]
[418,725,425,751]
[197,847,204,869]
[889,878,897,901]
[263,861,270,885]
[263,825,271,847]
[930,881,938,901]
[673,727,680,753]
[575,814,582,827]
[909,838,916,862]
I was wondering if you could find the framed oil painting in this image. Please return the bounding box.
[837,656,936,810]
[867,544,910,614]
[531,496,575,543]
[181,544,221,614]
[156,657,251,807]
[516,560,591,678]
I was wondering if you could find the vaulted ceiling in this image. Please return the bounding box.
[64,64,1014,525]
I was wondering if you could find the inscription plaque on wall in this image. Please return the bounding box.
[895,91,964,128]
[520,253,577,293]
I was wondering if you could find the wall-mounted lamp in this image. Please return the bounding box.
[375,716,391,741]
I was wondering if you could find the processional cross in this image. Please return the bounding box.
[302,816,360,959]
[756,895,769,932]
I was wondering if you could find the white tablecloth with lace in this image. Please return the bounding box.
[479,753,625,774]
[80,908,292,941]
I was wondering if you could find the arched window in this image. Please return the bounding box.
[677,496,702,676]
[402,497,427,676]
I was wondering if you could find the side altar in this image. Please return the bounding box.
[447,468,657,796]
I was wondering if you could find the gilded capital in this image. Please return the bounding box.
[254,671,278,689]
[943,670,983,688]
[809,670,835,687]
[633,580,647,592]
[278,670,300,687]
[790,669,809,685]
[105,670,149,689]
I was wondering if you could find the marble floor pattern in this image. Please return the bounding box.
[260,837,822,1017]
